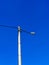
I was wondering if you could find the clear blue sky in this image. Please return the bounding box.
[0,0,49,65]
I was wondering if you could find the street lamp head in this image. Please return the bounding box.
[30,32,35,35]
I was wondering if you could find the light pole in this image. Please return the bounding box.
[18,26,21,65]
[0,25,35,65]
[18,26,35,65]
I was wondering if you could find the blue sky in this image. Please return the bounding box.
[0,0,49,65]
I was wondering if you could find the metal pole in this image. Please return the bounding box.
[18,26,21,65]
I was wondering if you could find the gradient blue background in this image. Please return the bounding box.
[0,0,49,65]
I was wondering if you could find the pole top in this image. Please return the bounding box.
[18,26,20,31]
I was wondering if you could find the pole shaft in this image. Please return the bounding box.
[18,26,21,65]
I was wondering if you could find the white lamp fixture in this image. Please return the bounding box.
[30,32,35,35]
